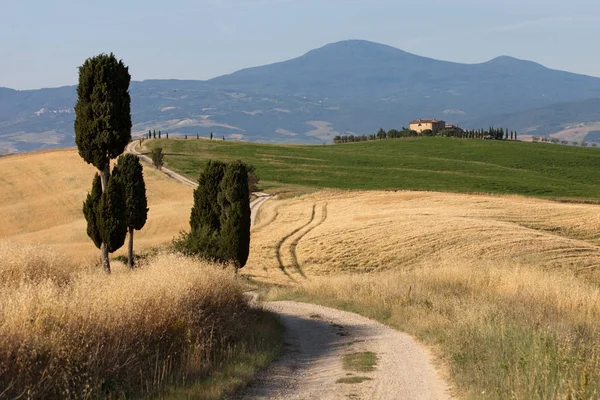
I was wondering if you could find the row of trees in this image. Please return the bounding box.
[333,127,519,144]
[146,131,225,140]
[75,54,148,272]
[532,136,598,147]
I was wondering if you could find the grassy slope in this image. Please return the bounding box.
[148,138,600,199]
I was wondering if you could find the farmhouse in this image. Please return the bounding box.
[410,119,446,134]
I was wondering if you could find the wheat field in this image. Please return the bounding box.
[0,148,194,263]
[2,149,600,398]
[248,190,600,398]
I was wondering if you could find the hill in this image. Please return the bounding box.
[0,149,193,262]
[144,137,600,200]
[3,40,600,152]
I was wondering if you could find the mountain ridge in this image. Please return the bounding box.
[2,39,600,152]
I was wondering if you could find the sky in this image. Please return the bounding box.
[1,0,599,90]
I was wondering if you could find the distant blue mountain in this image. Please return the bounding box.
[2,40,600,152]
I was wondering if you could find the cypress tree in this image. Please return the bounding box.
[74,53,131,272]
[218,161,251,271]
[166,132,169,139]
[158,130,161,139]
[83,174,103,249]
[153,130,156,139]
[97,167,127,254]
[190,160,226,234]
[210,132,213,140]
[117,154,148,268]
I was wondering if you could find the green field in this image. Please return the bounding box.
[146,137,600,199]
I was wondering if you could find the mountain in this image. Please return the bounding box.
[3,39,600,152]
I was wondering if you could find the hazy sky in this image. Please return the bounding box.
[2,0,599,89]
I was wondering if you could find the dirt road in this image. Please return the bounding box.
[234,301,451,399]
[127,140,452,399]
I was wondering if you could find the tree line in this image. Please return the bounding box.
[532,136,598,147]
[145,130,224,140]
[333,126,519,144]
[75,53,252,273]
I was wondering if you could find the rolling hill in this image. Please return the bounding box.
[3,40,600,152]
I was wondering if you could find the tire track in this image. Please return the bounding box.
[289,203,328,278]
[275,203,316,278]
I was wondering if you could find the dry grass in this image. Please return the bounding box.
[247,190,600,398]
[0,242,280,398]
[0,149,193,264]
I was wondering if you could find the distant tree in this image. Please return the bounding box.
[593,143,598,148]
[377,128,386,140]
[116,154,148,268]
[572,141,579,146]
[223,136,225,140]
[158,130,161,139]
[421,129,434,137]
[210,132,213,140]
[551,138,560,144]
[184,134,188,139]
[148,130,151,139]
[532,136,539,142]
[74,53,131,272]
[83,174,103,249]
[582,141,589,147]
[150,147,164,170]
[197,133,199,139]
[218,161,251,271]
[153,130,156,139]
[166,132,169,139]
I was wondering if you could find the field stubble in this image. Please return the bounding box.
[247,190,600,398]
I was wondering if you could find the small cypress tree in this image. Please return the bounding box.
[197,133,199,139]
[158,130,161,139]
[148,130,151,139]
[153,130,156,139]
[166,132,169,139]
[83,174,103,249]
[117,154,148,268]
[97,167,127,254]
[210,132,213,140]
[150,147,164,170]
[185,134,188,139]
[218,161,251,271]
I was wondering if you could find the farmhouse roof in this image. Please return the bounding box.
[410,119,443,124]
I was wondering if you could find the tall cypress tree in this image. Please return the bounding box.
[74,53,131,272]
[117,154,148,268]
[218,161,251,271]
[83,174,102,249]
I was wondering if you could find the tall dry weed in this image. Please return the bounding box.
[0,243,252,398]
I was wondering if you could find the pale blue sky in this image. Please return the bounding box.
[2,0,599,89]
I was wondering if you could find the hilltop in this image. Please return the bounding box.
[3,40,600,152]
[144,137,600,200]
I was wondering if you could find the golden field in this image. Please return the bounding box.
[248,191,600,399]
[0,148,193,263]
[2,148,600,398]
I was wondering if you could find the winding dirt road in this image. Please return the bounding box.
[233,302,451,400]
[126,140,453,399]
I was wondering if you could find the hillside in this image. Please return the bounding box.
[0,149,193,261]
[146,137,600,200]
[3,40,600,152]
